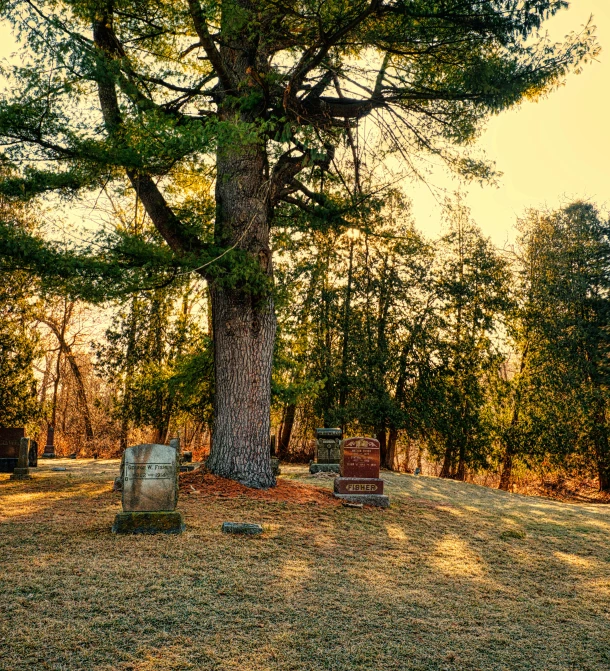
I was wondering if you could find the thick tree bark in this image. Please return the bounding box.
[205,137,276,488]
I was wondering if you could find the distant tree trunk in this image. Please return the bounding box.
[387,427,399,470]
[498,450,514,491]
[592,396,610,492]
[499,343,529,491]
[119,297,138,452]
[278,403,297,458]
[440,443,455,479]
[456,448,466,481]
[376,424,388,467]
[339,238,354,411]
[43,318,94,440]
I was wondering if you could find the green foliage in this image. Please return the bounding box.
[507,203,610,488]
[0,276,39,425]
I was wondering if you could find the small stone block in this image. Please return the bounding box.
[10,468,32,480]
[334,493,390,508]
[222,522,263,535]
[112,511,185,535]
[309,463,340,474]
[52,467,67,472]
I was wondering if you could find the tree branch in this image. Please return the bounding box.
[187,0,234,93]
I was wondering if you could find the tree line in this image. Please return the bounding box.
[2,189,609,492]
[0,1,598,487]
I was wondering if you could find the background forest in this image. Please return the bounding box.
[3,184,609,496]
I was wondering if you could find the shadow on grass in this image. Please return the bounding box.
[0,463,609,671]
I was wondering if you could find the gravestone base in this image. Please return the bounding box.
[0,458,17,473]
[309,462,340,474]
[41,452,56,459]
[10,467,32,480]
[112,511,185,535]
[334,477,384,495]
[334,493,390,508]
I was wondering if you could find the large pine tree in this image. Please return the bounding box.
[0,1,596,486]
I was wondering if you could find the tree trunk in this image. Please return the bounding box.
[43,318,94,440]
[387,427,399,471]
[205,134,276,489]
[592,397,610,492]
[376,424,387,467]
[278,403,297,458]
[498,450,513,491]
[440,443,454,478]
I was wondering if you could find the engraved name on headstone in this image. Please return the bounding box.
[122,444,178,512]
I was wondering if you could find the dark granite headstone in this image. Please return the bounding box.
[0,428,25,473]
[222,522,263,535]
[310,428,342,474]
[42,426,56,458]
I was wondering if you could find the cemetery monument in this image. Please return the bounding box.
[0,428,38,473]
[112,443,185,534]
[333,437,390,507]
[309,428,342,474]
[10,438,33,480]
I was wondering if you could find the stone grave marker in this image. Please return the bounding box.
[0,428,25,473]
[112,443,185,534]
[334,437,390,507]
[309,427,342,473]
[42,425,56,458]
[10,438,32,480]
[0,429,37,472]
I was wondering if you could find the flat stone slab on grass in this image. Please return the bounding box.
[112,511,185,535]
[309,463,340,474]
[222,522,263,535]
[334,493,390,508]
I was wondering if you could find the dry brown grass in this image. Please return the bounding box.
[1,461,609,671]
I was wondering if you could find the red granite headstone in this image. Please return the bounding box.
[340,437,380,479]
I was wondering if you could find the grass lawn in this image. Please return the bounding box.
[1,460,609,671]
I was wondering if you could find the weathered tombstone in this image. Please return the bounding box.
[0,428,25,473]
[112,444,185,534]
[42,425,56,459]
[309,428,342,474]
[333,437,390,507]
[10,438,32,480]
[28,440,38,467]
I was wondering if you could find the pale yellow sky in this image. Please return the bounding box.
[409,1,610,244]
[0,3,607,246]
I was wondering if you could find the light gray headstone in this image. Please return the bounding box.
[122,444,178,512]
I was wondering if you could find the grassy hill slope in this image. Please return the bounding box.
[1,461,609,671]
